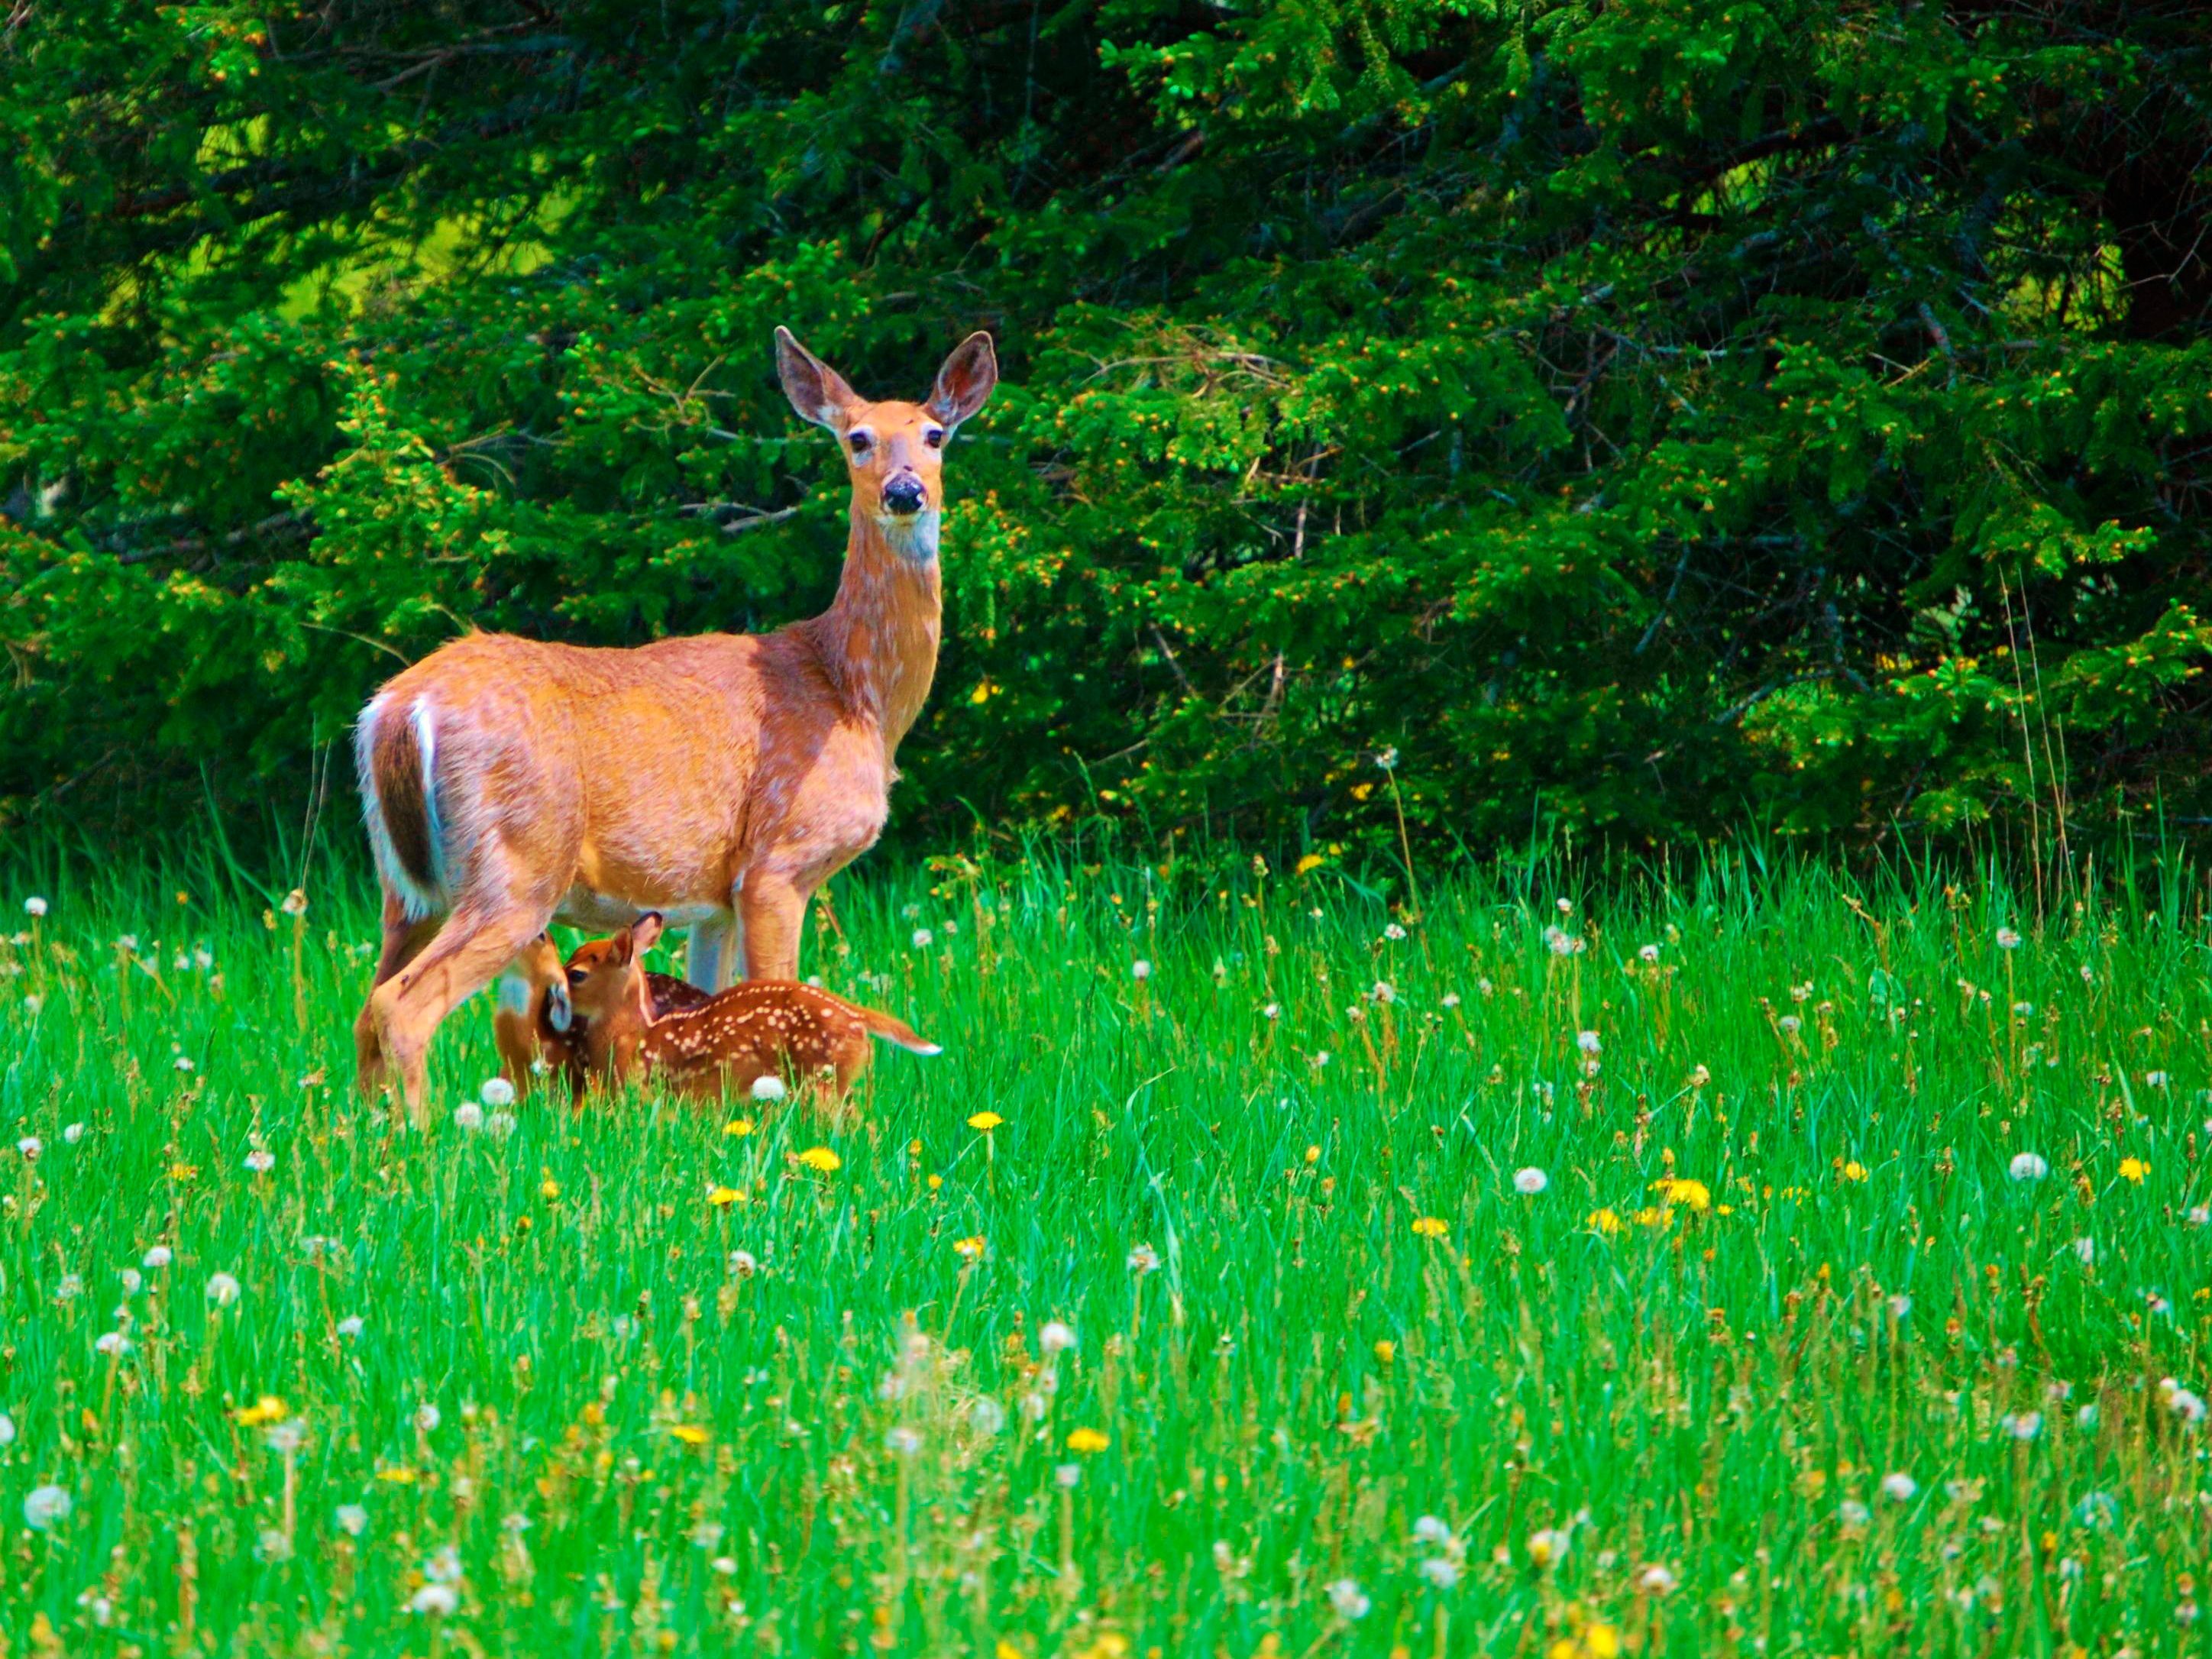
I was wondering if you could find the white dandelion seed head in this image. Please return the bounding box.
[1131,959,1151,981]
[244,1148,274,1173]
[205,1272,241,1306]
[2071,1237,2095,1264]
[1127,1243,1160,1273]
[1039,1321,1076,1355]
[1881,1472,1918,1503]
[479,1077,516,1108]
[335,1503,367,1537]
[408,1584,458,1617]
[452,1103,484,1133]
[1326,1578,1371,1620]
[24,1485,70,1530]
[1372,980,1395,1004]
[2001,1411,2043,1441]
[94,1331,130,1356]
[61,1123,83,1145]
[750,1074,787,1103]
[22,897,47,918]
[1413,1515,1453,1546]
[266,1420,306,1454]
[1512,1166,1549,1195]
[1418,1557,1459,1589]
[15,1135,41,1160]
[885,1426,923,1456]
[910,928,933,949]
[1838,1499,1871,1527]
[414,1403,441,1434]
[0,1414,15,1447]
[1053,1462,1081,1489]
[728,1250,758,1278]
[1887,1294,1913,1318]
[142,1245,171,1269]
[1638,943,1661,964]
[2009,1152,2049,1182]
[485,1111,517,1140]
[1638,1564,1677,1595]
[1995,927,2022,950]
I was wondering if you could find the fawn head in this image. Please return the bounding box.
[776,327,998,558]
[561,912,665,1034]
[515,933,574,1033]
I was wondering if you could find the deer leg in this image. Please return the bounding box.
[738,872,811,981]
[686,911,740,992]
[355,891,441,1099]
[370,898,555,1127]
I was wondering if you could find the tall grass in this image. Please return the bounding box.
[1,841,2207,1657]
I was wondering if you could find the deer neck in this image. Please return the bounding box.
[809,502,943,755]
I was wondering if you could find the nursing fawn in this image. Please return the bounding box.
[561,914,939,1104]
[490,933,711,1100]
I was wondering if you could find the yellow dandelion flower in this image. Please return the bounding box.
[723,1117,755,1138]
[954,1234,987,1261]
[168,1163,199,1182]
[1651,1176,1711,1212]
[967,1111,1004,1132]
[1410,1216,1449,1238]
[797,1146,841,1174]
[375,1466,418,1485]
[707,1185,742,1208]
[1841,1161,1868,1182]
[2120,1156,2149,1183]
[231,1395,289,1427]
[539,1179,561,1201]
[1634,1205,1674,1230]
[1373,1339,1396,1365]
[1295,853,1325,875]
[1303,1144,1321,1166]
[668,1425,710,1446]
[1586,1208,1624,1235]
[1066,1427,1110,1454]
[927,1173,944,1191]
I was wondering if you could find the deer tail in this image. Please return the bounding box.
[856,1006,942,1056]
[354,690,447,919]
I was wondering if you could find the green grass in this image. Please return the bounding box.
[3,843,2210,1657]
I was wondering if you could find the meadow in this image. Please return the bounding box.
[2,839,2208,1658]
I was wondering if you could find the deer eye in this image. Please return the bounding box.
[847,429,875,457]
[567,967,588,985]
[923,426,946,449]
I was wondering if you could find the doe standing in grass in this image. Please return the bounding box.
[351,328,996,1122]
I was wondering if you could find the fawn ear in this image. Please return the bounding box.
[629,911,666,956]
[927,331,998,431]
[776,327,861,429]
[545,979,574,1033]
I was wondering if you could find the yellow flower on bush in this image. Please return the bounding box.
[1411,1216,1449,1238]
[797,1147,841,1174]
[2119,1156,2149,1184]
[669,1425,710,1446]
[723,1117,755,1138]
[1066,1428,1109,1454]
[967,1111,1004,1132]
[707,1185,741,1208]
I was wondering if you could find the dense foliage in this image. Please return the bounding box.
[4,0,2210,855]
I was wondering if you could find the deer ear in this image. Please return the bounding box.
[545,979,574,1033]
[927,331,998,430]
[775,327,860,428]
[629,911,666,955]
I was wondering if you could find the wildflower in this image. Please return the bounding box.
[337,1315,365,1338]
[1441,991,1460,1008]
[14,1135,38,1161]
[1382,922,1408,941]
[2072,1238,2096,1264]
[2077,1403,2099,1430]
[280,889,309,918]
[1881,1472,1918,1502]
[1411,1216,1449,1238]
[1527,1528,1570,1567]
[1376,747,1399,771]
[1547,1628,1622,1659]
[1261,1002,1282,1020]
[244,1149,275,1173]
[1841,1161,1868,1182]
[2165,1383,2207,1424]
[1651,1177,1711,1212]
[911,928,933,949]
[1066,1428,1109,1454]
[232,1395,289,1428]
[967,1111,1004,1132]
[266,1420,306,1454]
[1418,1557,1460,1589]
[56,1273,82,1302]
[1638,943,1661,964]
[409,1585,458,1617]
[1131,959,1151,981]
[1127,1243,1160,1273]
[451,1101,487,1133]
[1053,1462,1082,1488]
[1325,1579,1371,1620]
[1513,1167,1549,1195]
[335,1504,367,1537]
[1577,1030,1601,1056]
[173,1056,195,1074]
[2147,1071,2170,1089]
[670,1425,711,1446]
[1637,1564,1677,1594]
[2001,1411,2043,1441]
[205,1272,241,1306]
[24,1485,70,1530]
[95,1331,130,1356]
[1413,1515,1454,1546]
[23,897,47,918]
[1996,927,2022,949]
[1372,980,1395,1004]
[1374,1340,1395,1365]
[376,1466,419,1485]
[728,1250,758,1277]
[118,1269,141,1295]
[1587,1208,1623,1236]
[412,1403,441,1434]
[2009,1152,2049,1182]
[1040,1321,1076,1354]
[1556,897,1573,914]
[1838,1499,1871,1527]
[143,1245,171,1269]
[1778,1015,1802,1035]
[1310,1049,1331,1069]
[1689,1065,1710,1088]
[2120,1156,2149,1183]
[707,1185,741,1208]
[953,1234,987,1262]
[1542,926,1580,956]
[60,1123,84,1146]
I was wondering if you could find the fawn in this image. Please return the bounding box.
[561,913,939,1104]
[491,933,711,1100]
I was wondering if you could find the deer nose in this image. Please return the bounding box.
[881,475,926,517]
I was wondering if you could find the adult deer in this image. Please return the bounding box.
[352,327,997,1121]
